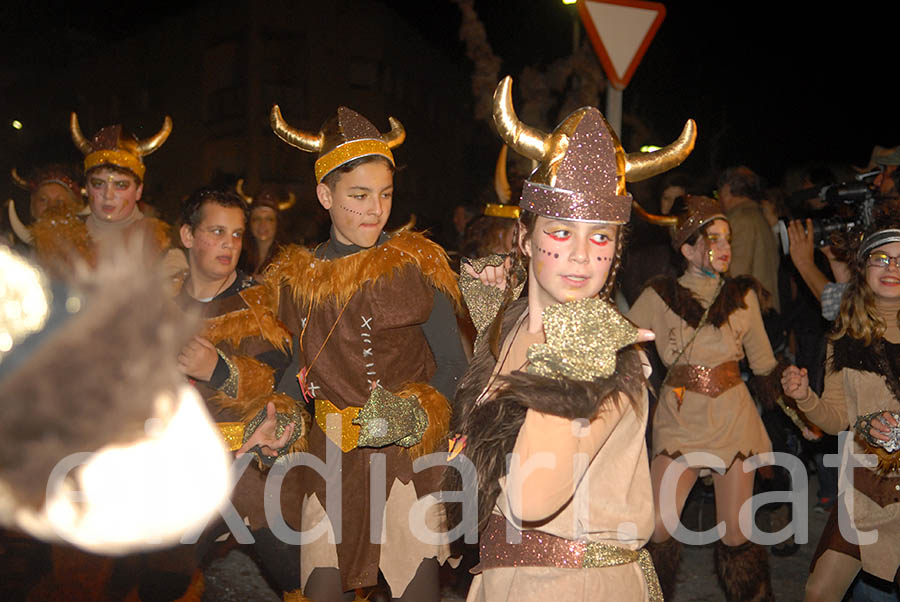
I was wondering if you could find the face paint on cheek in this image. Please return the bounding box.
[339,204,364,216]
[534,244,559,259]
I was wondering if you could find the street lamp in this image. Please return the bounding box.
[11,120,23,130]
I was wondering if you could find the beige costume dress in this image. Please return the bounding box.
[449,298,659,602]
[627,272,777,467]
[797,300,900,582]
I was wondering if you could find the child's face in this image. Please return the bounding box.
[317,160,393,248]
[522,216,618,310]
[87,167,142,222]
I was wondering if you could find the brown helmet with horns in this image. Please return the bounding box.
[70,113,172,180]
[492,76,696,223]
[270,105,405,183]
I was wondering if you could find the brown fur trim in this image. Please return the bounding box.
[646,538,681,601]
[209,355,274,415]
[856,438,900,475]
[647,275,769,328]
[202,285,291,354]
[140,217,172,255]
[265,230,461,313]
[396,382,451,460]
[282,590,313,602]
[31,207,96,273]
[444,297,648,530]
[748,363,784,410]
[714,541,773,602]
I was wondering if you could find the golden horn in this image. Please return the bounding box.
[7,199,33,245]
[70,112,93,155]
[270,105,322,152]
[382,117,406,148]
[494,145,511,203]
[235,179,253,204]
[492,76,550,162]
[11,168,30,190]
[278,192,296,212]
[631,200,677,227]
[624,119,697,182]
[136,115,173,156]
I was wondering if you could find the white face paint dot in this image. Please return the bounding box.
[570,417,591,437]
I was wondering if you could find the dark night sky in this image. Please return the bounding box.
[385,0,900,185]
[4,1,900,187]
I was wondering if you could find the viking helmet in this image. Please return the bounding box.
[492,76,696,223]
[234,179,296,212]
[270,105,405,183]
[70,113,172,180]
[484,145,521,220]
[667,195,728,250]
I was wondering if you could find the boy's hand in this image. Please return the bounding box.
[177,336,219,381]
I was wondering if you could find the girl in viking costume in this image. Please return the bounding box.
[446,76,695,602]
[235,179,296,276]
[27,114,186,279]
[627,196,780,601]
[782,214,900,601]
[266,105,467,601]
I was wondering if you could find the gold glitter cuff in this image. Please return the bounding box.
[527,297,639,381]
[315,398,361,453]
[84,150,145,179]
[314,139,393,183]
[479,515,662,601]
[459,254,525,350]
[218,422,245,451]
[353,386,428,448]
[216,349,239,398]
[666,361,742,398]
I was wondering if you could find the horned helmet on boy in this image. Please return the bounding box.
[270,105,404,248]
[71,112,172,222]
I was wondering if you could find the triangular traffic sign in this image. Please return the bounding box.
[578,0,666,89]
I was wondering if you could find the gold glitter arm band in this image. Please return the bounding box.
[215,349,240,398]
[353,386,428,448]
[527,297,639,381]
[459,254,525,349]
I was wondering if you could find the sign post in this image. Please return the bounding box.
[577,0,666,135]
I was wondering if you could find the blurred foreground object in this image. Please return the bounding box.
[0,239,230,554]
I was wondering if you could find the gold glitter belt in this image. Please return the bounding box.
[666,361,741,398]
[477,514,662,601]
[217,422,245,452]
[315,398,361,453]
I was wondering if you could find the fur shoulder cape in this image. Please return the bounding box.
[831,334,893,377]
[646,274,768,328]
[265,229,460,311]
[444,297,647,530]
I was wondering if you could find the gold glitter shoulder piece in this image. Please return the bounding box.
[459,254,525,350]
[527,297,639,381]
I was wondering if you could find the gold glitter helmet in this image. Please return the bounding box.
[234,179,297,213]
[270,105,405,183]
[669,195,728,250]
[8,165,86,245]
[70,113,173,181]
[492,76,696,223]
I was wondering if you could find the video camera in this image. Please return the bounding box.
[775,169,880,254]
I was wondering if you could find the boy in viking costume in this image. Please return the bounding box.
[265,104,467,601]
[445,76,694,602]
[628,196,781,600]
[29,113,186,278]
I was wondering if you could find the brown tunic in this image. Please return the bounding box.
[797,302,900,582]
[627,271,776,467]
[266,230,460,593]
[175,273,300,531]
